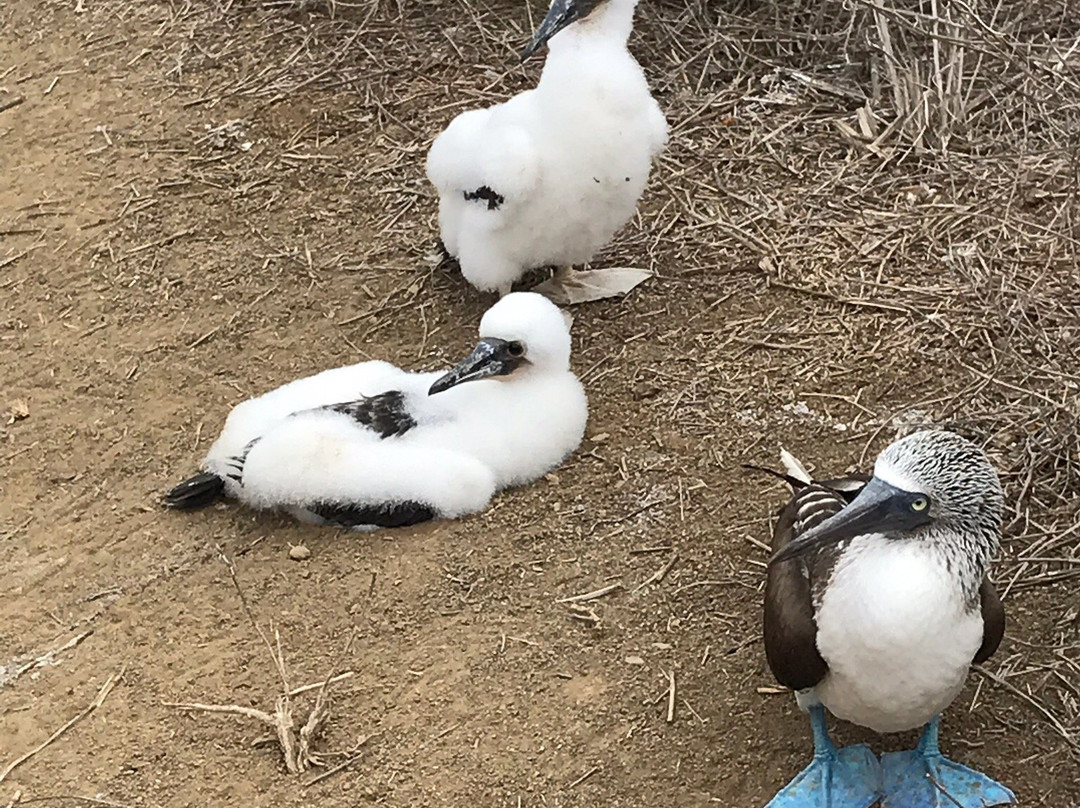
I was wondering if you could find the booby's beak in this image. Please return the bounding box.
[521,0,588,60]
[769,477,934,566]
[429,338,526,395]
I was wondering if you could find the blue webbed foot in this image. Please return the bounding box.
[881,717,1015,808]
[767,705,883,808]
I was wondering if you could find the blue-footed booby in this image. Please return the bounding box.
[425,0,667,304]
[757,430,1015,808]
[164,293,587,529]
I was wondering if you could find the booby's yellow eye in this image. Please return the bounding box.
[911,496,929,512]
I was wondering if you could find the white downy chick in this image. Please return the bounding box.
[164,293,588,529]
[426,0,667,303]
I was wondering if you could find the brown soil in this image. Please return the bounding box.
[2,1,1078,807]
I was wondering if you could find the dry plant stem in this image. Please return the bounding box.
[10,797,141,808]
[1,629,94,691]
[568,766,600,789]
[633,554,679,593]
[163,702,277,724]
[274,695,299,774]
[289,671,353,697]
[555,583,623,603]
[0,668,125,786]
[301,732,378,789]
[219,550,291,693]
[975,665,1080,751]
[297,629,357,770]
[166,554,359,774]
[164,671,355,717]
[223,550,303,772]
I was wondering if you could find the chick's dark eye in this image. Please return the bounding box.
[910,495,929,513]
[507,341,525,357]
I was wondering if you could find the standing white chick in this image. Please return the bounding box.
[426,0,667,304]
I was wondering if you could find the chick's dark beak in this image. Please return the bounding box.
[769,477,932,566]
[521,0,583,60]
[429,338,525,395]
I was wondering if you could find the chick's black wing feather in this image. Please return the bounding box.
[462,185,504,211]
[309,500,434,529]
[321,390,417,439]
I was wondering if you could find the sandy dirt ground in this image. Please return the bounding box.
[2,0,1078,806]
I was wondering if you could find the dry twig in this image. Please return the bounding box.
[0,668,125,786]
[164,553,360,774]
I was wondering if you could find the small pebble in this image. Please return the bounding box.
[289,544,310,561]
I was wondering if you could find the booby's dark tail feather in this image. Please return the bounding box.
[741,463,809,490]
[743,463,871,502]
[163,472,226,510]
[310,500,435,529]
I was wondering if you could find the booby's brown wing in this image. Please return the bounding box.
[974,577,1005,664]
[763,482,853,691]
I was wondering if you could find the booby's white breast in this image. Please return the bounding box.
[813,535,983,734]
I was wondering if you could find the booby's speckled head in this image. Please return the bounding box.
[770,430,1003,566]
[428,293,573,395]
[521,0,603,60]
[873,429,1003,528]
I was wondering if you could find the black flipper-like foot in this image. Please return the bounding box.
[434,238,460,272]
[163,472,226,510]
